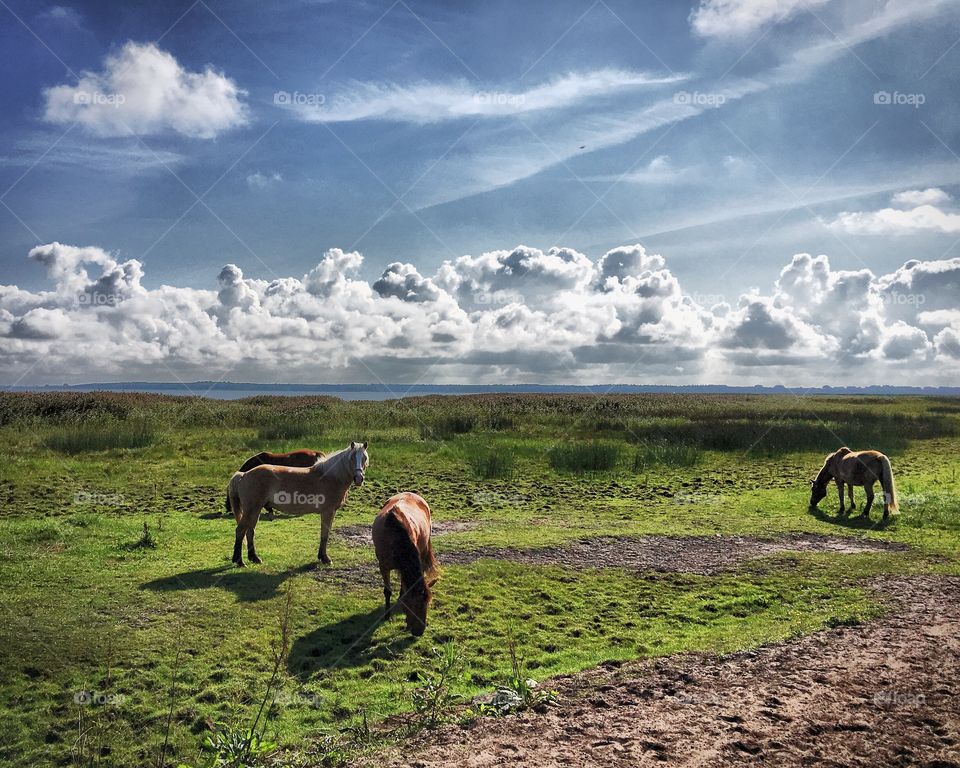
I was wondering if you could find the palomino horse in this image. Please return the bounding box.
[226,442,368,567]
[810,447,899,519]
[226,449,324,514]
[372,492,439,637]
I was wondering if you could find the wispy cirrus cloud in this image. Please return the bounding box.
[283,69,686,124]
[690,0,831,39]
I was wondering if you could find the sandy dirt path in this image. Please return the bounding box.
[381,576,959,767]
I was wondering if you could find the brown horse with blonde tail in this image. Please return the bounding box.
[372,492,439,637]
[810,447,899,520]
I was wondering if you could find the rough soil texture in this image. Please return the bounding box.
[315,533,908,589]
[436,533,908,575]
[381,576,960,768]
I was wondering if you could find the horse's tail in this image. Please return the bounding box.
[880,454,899,513]
[421,536,440,583]
[227,473,244,524]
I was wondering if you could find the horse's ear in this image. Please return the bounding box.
[350,441,357,451]
[362,441,368,449]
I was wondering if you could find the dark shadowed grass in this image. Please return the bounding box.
[633,442,702,471]
[548,442,619,473]
[466,447,515,479]
[256,420,316,442]
[420,413,477,441]
[43,422,155,453]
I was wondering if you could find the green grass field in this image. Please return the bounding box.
[1,392,958,767]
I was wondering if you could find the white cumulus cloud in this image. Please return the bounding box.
[43,42,248,138]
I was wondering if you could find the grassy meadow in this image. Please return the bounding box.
[0,391,958,767]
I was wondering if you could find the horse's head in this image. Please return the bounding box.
[809,478,828,509]
[349,441,369,486]
[401,578,434,637]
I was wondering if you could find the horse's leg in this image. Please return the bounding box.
[380,564,392,615]
[233,515,246,567]
[836,479,846,515]
[245,507,263,564]
[317,509,335,565]
[847,484,855,511]
[860,483,874,519]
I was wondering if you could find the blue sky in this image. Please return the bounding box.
[1,0,960,385]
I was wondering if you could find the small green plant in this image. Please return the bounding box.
[466,447,515,479]
[128,521,157,550]
[547,442,619,473]
[410,641,464,729]
[183,727,278,768]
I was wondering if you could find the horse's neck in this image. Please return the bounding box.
[313,449,351,484]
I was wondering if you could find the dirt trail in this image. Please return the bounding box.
[381,577,960,768]
[317,533,908,589]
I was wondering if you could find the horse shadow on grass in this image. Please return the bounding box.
[289,607,416,675]
[141,561,316,602]
[808,505,894,531]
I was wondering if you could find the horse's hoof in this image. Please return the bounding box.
[249,555,263,565]
[234,560,246,568]
[319,555,332,565]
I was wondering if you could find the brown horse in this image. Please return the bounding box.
[372,492,439,637]
[225,449,324,514]
[810,447,899,519]
[227,442,368,567]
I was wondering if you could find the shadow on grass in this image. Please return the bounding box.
[289,607,416,674]
[141,561,316,602]
[808,505,894,531]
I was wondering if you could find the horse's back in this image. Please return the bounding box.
[373,492,431,559]
[238,449,320,472]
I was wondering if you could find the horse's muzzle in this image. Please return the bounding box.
[354,472,365,486]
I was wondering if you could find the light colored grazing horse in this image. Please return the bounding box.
[810,447,899,519]
[372,492,439,637]
[227,442,368,567]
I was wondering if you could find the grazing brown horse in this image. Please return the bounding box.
[226,449,324,514]
[810,447,899,519]
[372,492,439,637]
[227,442,368,567]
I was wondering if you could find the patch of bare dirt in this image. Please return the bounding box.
[336,520,479,548]
[379,576,960,768]
[438,533,907,575]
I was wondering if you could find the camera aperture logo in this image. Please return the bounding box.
[274,91,325,109]
[273,490,326,507]
[674,90,726,108]
[873,91,925,108]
